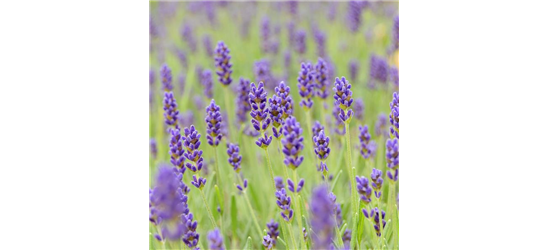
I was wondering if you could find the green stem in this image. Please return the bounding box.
[334,214,344,248]
[237,174,263,236]
[278,139,291,181]
[264,146,277,194]
[286,221,298,250]
[213,146,222,189]
[344,122,359,226]
[223,86,235,142]
[199,188,218,229]
[292,170,306,248]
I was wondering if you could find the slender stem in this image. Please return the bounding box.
[304,110,317,166]
[292,169,306,248]
[278,139,291,181]
[213,146,222,188]
[334,214,344,248]
[199,188,218,229]
[344,122,359,225]
[286,221,298,250]
[264,146,277,194]
[237,174,263,236]
[223,87,235,141]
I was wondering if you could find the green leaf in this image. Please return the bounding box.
[243,236,252,250]
[331,170,343,193]
[215,185,224,215]
[277,236,288,250]
[339,222,348,236]
[231,194,237,235]
[350,212,358,250]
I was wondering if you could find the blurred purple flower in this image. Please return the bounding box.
[163,92,179,129]
[281,116,304,170]
[215,41,233,86]
[295,30,307,54]
[356,175,372,205]
[348,59,358,82]
[370,54,389,83]
[298,62,315,109]
[181,23,197,53]
[347,1,363,33]
[203,34,214,57]
[310,185,335,249]
[371,168,384,198]
[386,138,399,181]
[201,69,214,99]
[160,64,173,91]
[390,92,399,139]
[236,78,251,124]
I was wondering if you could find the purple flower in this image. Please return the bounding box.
[393,15,399,50]
[274,176,285,191]
[328,192,343,227]
[275,81,294,118]
[169,128,186,173]
[310,185,335,249]
[178,73,186,95]
[261,16,270,53]
[327,2,338,21]
[207,228,224,250]
[149,165,189,240]
[263,234,275,249]
[236,178,248,192]
[371,168,384,198]
[176,49,188,69]
[315,58,330,99]
[226,143,242,173]
[295,29,306,54]
[287,178,305,193]
[312,121,325,138]
[183,125,206,188]
[356,176,373,205]
[275,186,294,222]
[332,106,346,135]
[342,229,351,249]
[386,138,399,181]
[375,113,389,138]
[266,219,279,248]
[314,29,326,57]
[370,54,389,83]
[348,59,358,82]
[288,1,298,15]
[333,77,354,122]
[203,34,214,57]
[347,1,363,33]
[313,129,331,161]
[201,69,214,99]
[249,82,272,148]
[298,62,315,109]
[358,125,375,159]
[215,41,233,86]
[205,99,223,146]
[362,207,386,237]
[281,116,304,170]
[268,82,293,138]
[390,92,399,139]
[236,78,251,124]
[354,98,364,121]
[181,23,197,53]
[182,212,200,248]
[163,92,179,129]
[160,64,173,91]
[150,138,157,159]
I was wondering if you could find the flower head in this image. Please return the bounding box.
[182,212,200,248]
[371,168,384,198]
[375,113,389,138]
[207,228,224,250]
[356,176,373,205]
[370,54,389,83]
[205,99,223,146]
[310,185,335,249]
[386,138,399,181]
[281,116,304,170]
[333,77,354,122]
[226,143,242,173]
[169,128,185,173]
[183,125,205,188]
[287,178,305,193]
[298,62,315,109]
[201,69,214,99]
[160,63,173,91]
[215,41,233,86]
[261,16,271,53]
[354,98,364,121]
[181,23,197,52]
[315,58,330,99]
[363,207,386,237]
[358,125,376,159]
[275,186,293,221]
[274,176,285,191]
[393,15,399,50]
[236,78,252,124]
[265,219,279,248]
[295,29,307,54]
[347,1,363,33]
[348,59,358,82]
[203,34,214,57]
[163,92,179,129]
[249,82,272,148]
[390,92,399,139]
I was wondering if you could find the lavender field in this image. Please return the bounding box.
[149,1,399,249]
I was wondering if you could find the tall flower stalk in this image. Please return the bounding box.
[205,99,223,188]
[215,41,234,140]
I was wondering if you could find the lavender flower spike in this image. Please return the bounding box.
[249,82,272,148]
[203,34,214,57]
[313,129,331,177]
[390,92,399,139]
[287,178,305,193]
[281,116,304,170]
[371,168,384,198]
[163,92,179,129]
[275,186,294,221]
[386,138,399,181]
[215,41,233,86]
[183,125,206,189]
[160,63,173,91]
[356,176,373,205]
[298,62,315,109]
[201,69,214,99]
[333,77,354,123]
[363,207,386,237]
[205,99,223,146]
[236,78,251,124]
[169,128,185,173]
[295,29,306,54]
[226,143,242,173]
[182,212,200,248]
[358,125,375,159]
[274,176,285,191]
[315,58,330,99]
[207,228,225,250]
[265,219,279,248]
[310,185,335,249]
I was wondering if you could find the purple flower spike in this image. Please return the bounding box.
[386,138,399,181]
[169,128,185,173]
[393,15,399,50]
[314,29,326,57]
[312,121,325,138]
[349,59,358,82]
[265,219,279,248]
[261,16,270,53]
[370,55,389,84]
[354,98,364,121]
[358,125,376,159]
[263,235,275,249]
[368,207,387,237]
[275,81,294,118]
[333,77,354,123]
[183,125,204,179]
[201,69,214,99]
[356,176,373,205]
[236,78,252,124]
[371,168,384,198]
[226,143,242,173]
[205,99,223,146]
[249,82,272,148]
[310,185,335,249]
[207,228,224,250]
[347,1,363,33]
[342,229,352,249]
[287,178,305,193]
[254,59,273,89]
[313,129,331,161]
[191,175,207,189]
[390,92,399,139]
[315,58,330,99]
[203,34,214,57]
[269,82,294,138]
[328,192,343,227]
[181,23,197,53]
[163,92,179,129]
[274,176,285,191]
[287,21,295,48]
[281,116,304,170]
[182,212,200,248]
[160,64,173,91]
[298,62,315,109]
[295,29,307,54]
[215,41,233,86]
[390,66,399,87]
[275,187,293,222]
[375,113,389,138]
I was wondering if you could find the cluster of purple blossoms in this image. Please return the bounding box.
[149,165,189,241]
[274,177,293,221]
[356,176,373,205]
[370,54,389,84]
[150,138,157,159]
[183,125,206,189]
[160,64,173,91]
[348,59,358,82]
[333,77,354,123]
[203,34,214,57]
[347,1,363,33]
[312,121,324,137]
[342,229,352,249]
[363,207,386,237]
[169,128,186,172]
[181,23,197,53]
[390,92,399,139]
[205,100,223,146]
[163,92,179,129]
[201,70,214,99]
[260,16,270,53]
[295,30,307,55]
[226,143,242,173]
[314,29,326,57]
[249,82,272,148]
[263,219,279,249]
[268,82,294,138]
[313,129,331,176]
[328,192,343,227]
[288,1,298,15]
[281,116,304,170]
[354,98,365,121]
[235,78,251,124]
[371,168,384,198]
[393,15,399,50]
[310,185,335,249]
[315,58,330,99]
[207,229,224,250]
[358,125,376,159]
[287,178,304,193]
[182,212,200,248]
[386,138,399,181]
[298,62,315,109]
[215,41,233,86]
[375,113,389,138]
